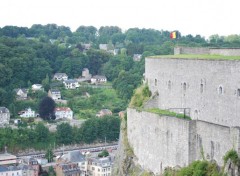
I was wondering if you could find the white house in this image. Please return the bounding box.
[18,108,36,118]
[99,44,108,51]
[32,84,43,92]
[133,54,142,61]
[53,73,68,81]
[91,75,107,84]
[63,79,80,89]
[15,88,28,100]
[0,107,10,127]
[87,157,112,176]
[48,89,61,100]
[55,107,73,120]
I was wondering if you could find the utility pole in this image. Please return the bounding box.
[105,136,106,149]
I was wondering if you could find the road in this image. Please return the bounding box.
[17,143,118,159]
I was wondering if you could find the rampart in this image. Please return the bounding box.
[127,108,240,175]
[126,48,240,174]
[174,47,240,56]
[145,57,240,127]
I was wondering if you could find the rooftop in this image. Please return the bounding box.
[149,54,240,60]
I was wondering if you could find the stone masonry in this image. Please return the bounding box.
[127,48,240,175]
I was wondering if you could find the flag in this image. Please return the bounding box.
[170,31,178,39]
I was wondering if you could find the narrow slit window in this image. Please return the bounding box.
[155,79,157,86]
[168,80,171,90]
[183,82,187,92]
[200,83,203,93]
[237,89,240,97]
[218,86,223,95]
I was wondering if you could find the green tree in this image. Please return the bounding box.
[56,123,73,145]
[39,97,56,120]
[98,150,109,158]
[45,148,54,162]
[42,74,50,92]
[35,123,50,143]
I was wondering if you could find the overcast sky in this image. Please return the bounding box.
[1,0,239,38]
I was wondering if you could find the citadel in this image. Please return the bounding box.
[127,47,240,174]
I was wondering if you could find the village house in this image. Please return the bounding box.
[0,150,17,165]
[0,165,38,176]
[82,68,92,79]
[55,163,81,176]
[55,107,73,120]
[0,107,10,127]
[91,75,107,84]
[87,157,112,176]
[21,157,40,176]
[53,73,68,81]
[32,84,44,92]
[96,109,112,117]
[133,54,142,61]
[14,88,28,100]
[48,89,61,100]
[82,43,91,51]
[18,107,36,118]
[99,44,108,51]
[57,151,87,175]
[63,79,80,89]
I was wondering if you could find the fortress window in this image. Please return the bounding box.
[183,82,187,91]
[155,79,157,86]
[218,86,223,95]
[200,84,204,93]
[168,80,171,90]
[237,89,240,97]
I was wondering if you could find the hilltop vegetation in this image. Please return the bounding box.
[1,24,240,109]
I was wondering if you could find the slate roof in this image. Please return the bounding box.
[0,107,9,113]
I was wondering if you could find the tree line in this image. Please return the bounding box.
[0,116,120,152]
[1,24,240,108]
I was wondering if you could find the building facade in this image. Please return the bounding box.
[55,107,73,120]
[48,89,61,100]
[0,107,10,127]
[19,108,35,118]
[127,48,240,175]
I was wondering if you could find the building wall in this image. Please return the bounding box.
[174,47,240,56]
[127,108,240,175]
[127,108,190,174]
[210,48,240,56]
[174,47,210,55]
[145,57,240,127]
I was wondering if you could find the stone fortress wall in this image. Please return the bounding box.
[127,109,240,175]
[127,47,240,175]
[174,46,240,56]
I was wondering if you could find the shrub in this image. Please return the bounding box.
[223,149,239,165]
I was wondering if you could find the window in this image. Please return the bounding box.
[238,89,240,97]
[218,86,223,95]
[200,83,203,93]
[168,80,171,90]
[155,79,157,86]
[183,82,187,92]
